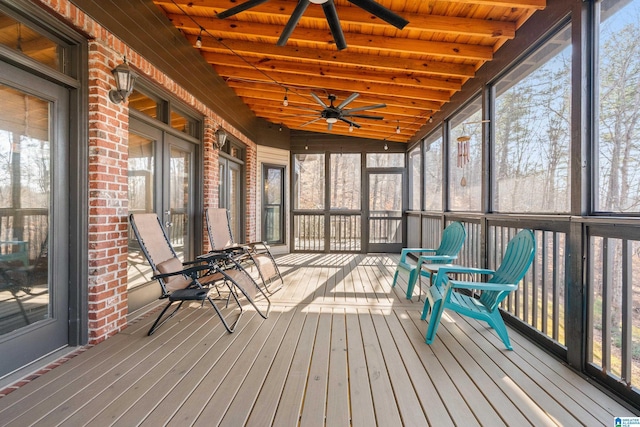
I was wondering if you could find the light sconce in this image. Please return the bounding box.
[383,142,389,151]
[396,121,401,134]
[195,27,203,48]
[213,127,228,150]
[429,116,433,123]
[109,57,137,104]
[283,88,289,107]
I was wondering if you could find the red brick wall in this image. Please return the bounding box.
[36,0,260,344]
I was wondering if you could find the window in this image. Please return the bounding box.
[262,165,285,244]
[330,153,361,210]
[424,131,443,211]
[493,26,571,213]
[129,89,160,120]
[293,153,325,209]
[448,97,483,211]
[0,11,64,72]
[596,0,640,213]
[408,145,421,210]
[366,153,403,168]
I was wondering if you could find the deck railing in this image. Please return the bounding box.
[408,212,640,404]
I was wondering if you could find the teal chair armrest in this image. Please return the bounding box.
[449,280,518,292]
[433,266,495,287]
[399,248,436,263]
[417,254,457,265]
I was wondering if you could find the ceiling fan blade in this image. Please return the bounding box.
[277,0,310,46]
[322,0,347,51]
[343,103,387,113]
[340,117,361,128]
[311,92,329,109]
[280,113,321,118]
[343,114,384,120]
[337,92,359,109]
[216,0,270,19]
[300,117,322,127]
[347,0,409,29]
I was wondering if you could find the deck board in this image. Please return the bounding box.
[0,253,637,426]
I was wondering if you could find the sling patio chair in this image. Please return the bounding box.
[130,213,270,336]
[205,207,283,294]
[391,221,466,300]
[421,229,535,350]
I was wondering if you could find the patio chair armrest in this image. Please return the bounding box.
[435,266,495,276]
[449,280,518,292]
[152,264,210,280]
[246,241,270,253]
[400,248,436,262]
[197,251,232,262]
[417,255,457,264]
[432,266,495,287]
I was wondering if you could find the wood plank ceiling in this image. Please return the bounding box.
[153,0,545,142]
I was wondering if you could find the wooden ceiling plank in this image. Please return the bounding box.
[201,39,476,77]
[160,1,518,38]
[168,14,494,61]
[205,52,463,91]
[244,98,430,120]
[214,64,453,102]
[226,81,443,111]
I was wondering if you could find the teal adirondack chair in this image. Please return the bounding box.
[421,229,535,350]
[391,221,466,299]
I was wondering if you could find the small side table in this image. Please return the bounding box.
[417,263,455,301]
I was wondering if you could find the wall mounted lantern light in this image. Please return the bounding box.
[109,57,137,104]
[214,127,228,150]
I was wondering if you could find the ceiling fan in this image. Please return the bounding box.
[291,92,386,130]
[216,0,409,51]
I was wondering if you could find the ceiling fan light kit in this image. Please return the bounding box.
[217,0,409,51]
[294,92,386,131]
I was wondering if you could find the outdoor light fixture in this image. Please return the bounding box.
[213,127,228,150]
[384,142,389,151]
[429,116,433,123]
[396,121,401,134]
[109,57,137,104]
[195,27,203,48]
[349,124,354,132]
[283,88,289,106]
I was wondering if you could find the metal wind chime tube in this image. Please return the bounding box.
[457,135,470,168]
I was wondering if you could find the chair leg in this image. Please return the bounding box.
[148,300,184,336]
[425,301,445,345]
[488,311,513,350]
[391,269,400,287]
[206,292,242,333]
[405,269,418,299]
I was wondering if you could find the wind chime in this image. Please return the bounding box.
[457,134,470,168]
[457,126,470,187]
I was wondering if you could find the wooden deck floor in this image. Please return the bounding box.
[0,253,637,426]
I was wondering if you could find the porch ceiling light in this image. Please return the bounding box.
[109,57,137,104]
[214,127,228,150]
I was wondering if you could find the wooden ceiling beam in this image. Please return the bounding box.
[245,99,426,123]
[277,120,407,141]
[198,50,462,91]
[168,14,494,61]
[226,82,442,112]
[161,1,517,38]
[200,40,476,78]
[213,64,452,102]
